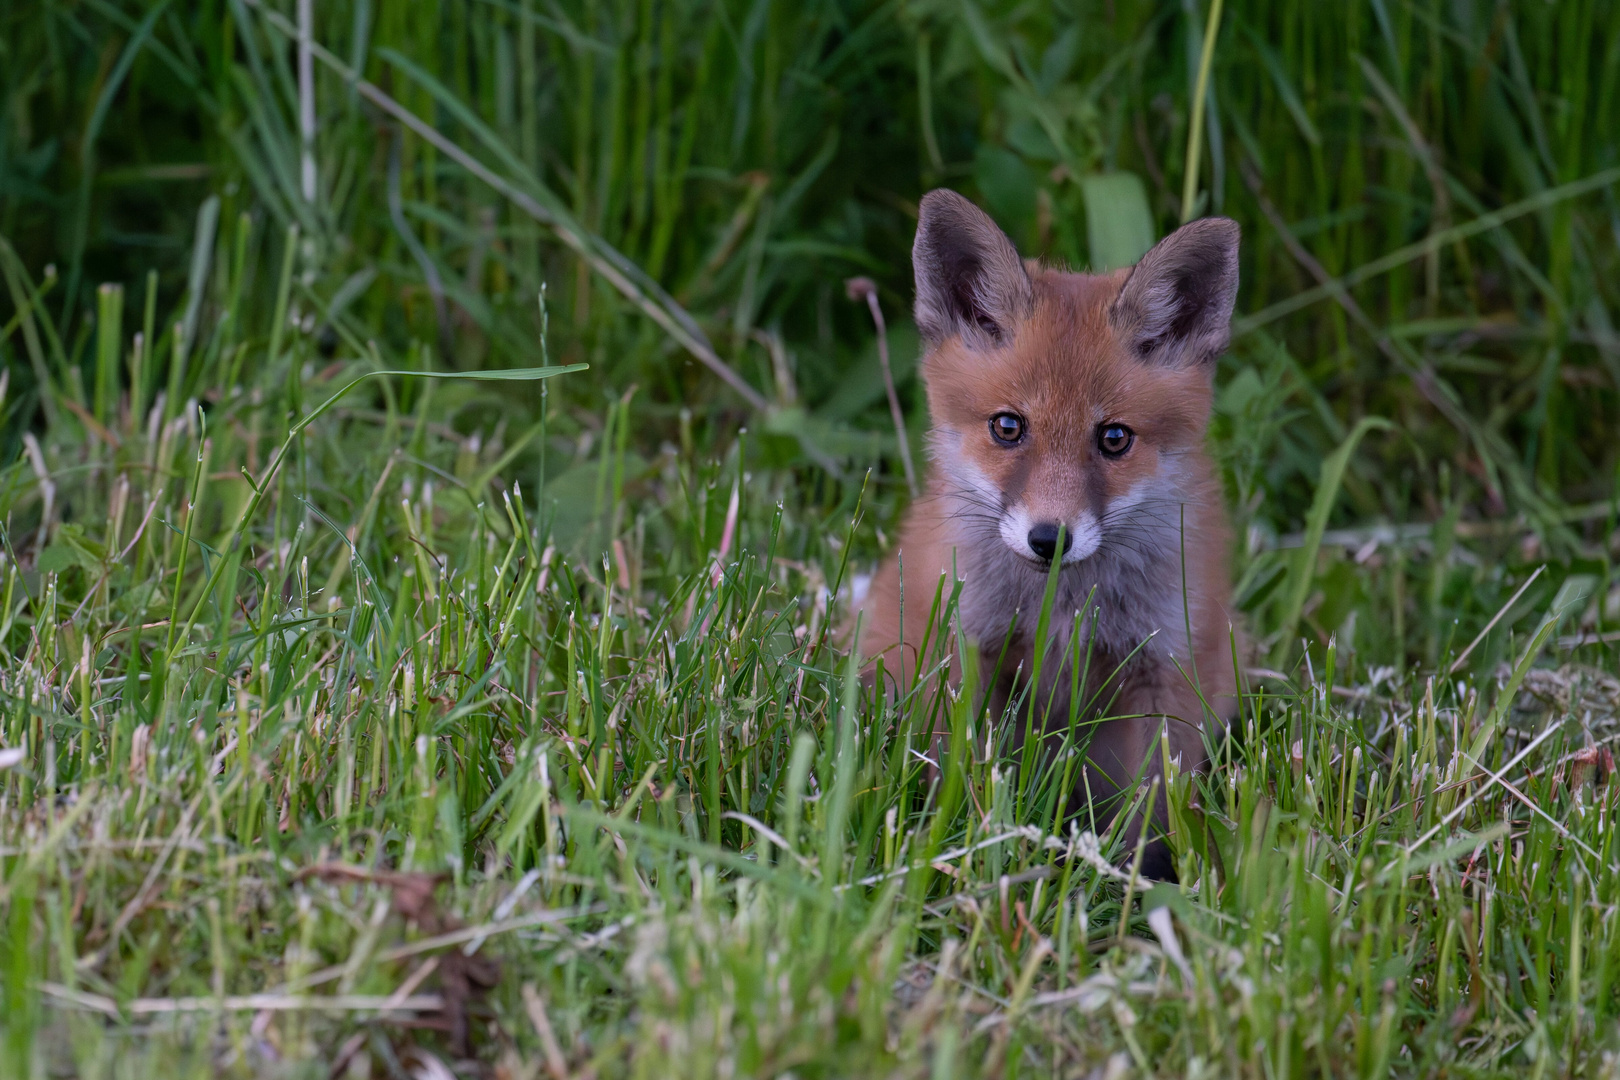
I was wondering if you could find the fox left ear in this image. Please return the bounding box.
[1109,217,1239,369]
[913,189,1033,349]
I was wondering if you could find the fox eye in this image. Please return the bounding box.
[989,413,1026,445]
[1097,423,1134,457]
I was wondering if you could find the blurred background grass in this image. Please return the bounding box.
[5,0,1618,548]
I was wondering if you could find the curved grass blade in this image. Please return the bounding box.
[1270,415,1392,666]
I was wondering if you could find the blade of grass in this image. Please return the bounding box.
[1270,415,1392,665]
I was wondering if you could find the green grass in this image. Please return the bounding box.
[2,0,1620,1076]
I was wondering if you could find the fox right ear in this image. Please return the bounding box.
[913,190,1032,349]
[1109,217,1240,369]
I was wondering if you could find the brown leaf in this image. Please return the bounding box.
[294,862,502,1057]
[293,862,450,928]
[438,950,503,1058]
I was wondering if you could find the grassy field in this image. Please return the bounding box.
[2,0,1620,1076]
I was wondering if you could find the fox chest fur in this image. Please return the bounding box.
[856,190,1240,864]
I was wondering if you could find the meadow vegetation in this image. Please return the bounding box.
[1,0,1620,1075]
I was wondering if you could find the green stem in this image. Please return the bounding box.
[1181,0,1225,223]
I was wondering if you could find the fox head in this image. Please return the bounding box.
[913,189,1239,574]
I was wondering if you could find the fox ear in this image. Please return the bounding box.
[1109,217,1240,369]
[913,189,1032,348]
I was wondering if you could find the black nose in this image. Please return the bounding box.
[1027,523,1072,562]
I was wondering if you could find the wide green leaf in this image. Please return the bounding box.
[1080,172,1156,271]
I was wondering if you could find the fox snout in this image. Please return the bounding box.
[997,504,1098,566]
[1025,521,1070,561]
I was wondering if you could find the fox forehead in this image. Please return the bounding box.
[923,267,1213,449]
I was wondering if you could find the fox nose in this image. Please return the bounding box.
[1027,523,1072,562]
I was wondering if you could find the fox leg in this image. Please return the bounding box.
[1077,662,1214,879]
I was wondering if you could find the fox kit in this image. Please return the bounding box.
[858,189,1240,876]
